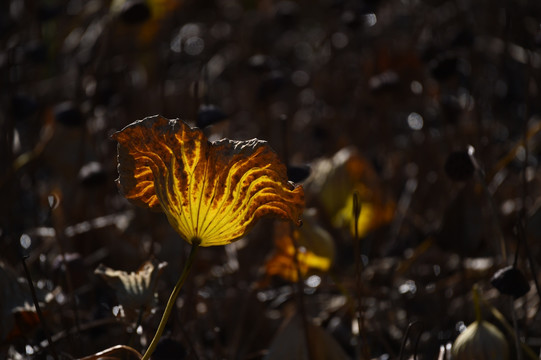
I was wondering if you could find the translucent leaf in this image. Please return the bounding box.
[305,147,394,237]
[112,115,304,246]
[265,213,334,283]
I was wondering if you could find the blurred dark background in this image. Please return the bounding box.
[1,0,541,359]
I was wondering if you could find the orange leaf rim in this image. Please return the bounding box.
[112,115,305,247]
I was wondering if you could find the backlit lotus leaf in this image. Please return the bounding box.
[112,115,304,246]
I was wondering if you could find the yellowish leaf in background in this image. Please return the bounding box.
[305,147,394,238]
[265,211,334,283]
[110,0,183,44]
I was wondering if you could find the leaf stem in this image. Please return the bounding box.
[21,255,59,360]
[141,241,199,360]
[291,230,314,360]
[472,284,482,323]
[399,321,423,360]
[510,297,523,360]
[353,191,369,360]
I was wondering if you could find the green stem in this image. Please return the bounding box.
[472,284,482,323]
[141,242,199,360]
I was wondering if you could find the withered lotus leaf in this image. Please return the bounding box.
[94,259,168,318]
[112,115,304,246]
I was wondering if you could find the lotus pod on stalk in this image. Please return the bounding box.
[451,321,508,360]
[451,286,508,360]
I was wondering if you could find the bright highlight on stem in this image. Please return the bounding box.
[141,242,200,360]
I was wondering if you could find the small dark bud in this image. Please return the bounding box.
[196,104,228,128]
[444,151,475,182]
[491,266,530,299]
